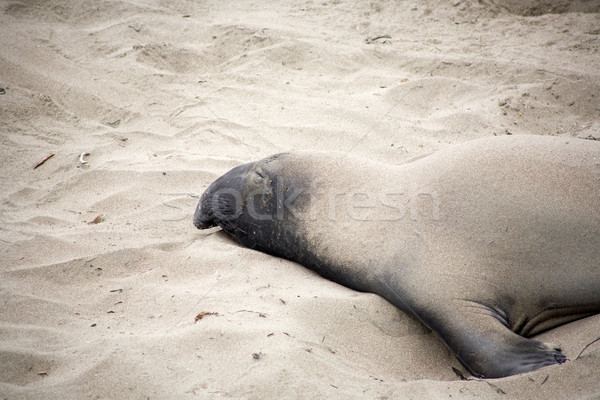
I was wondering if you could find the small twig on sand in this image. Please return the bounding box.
[576,336,600,360]
[235,310,267,318]
[34,153,55,169]
[451,367,506,394]
[365,35,392,44]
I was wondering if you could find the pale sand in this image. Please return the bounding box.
[1,0,599,399]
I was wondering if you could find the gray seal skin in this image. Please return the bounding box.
[193,135,600,378]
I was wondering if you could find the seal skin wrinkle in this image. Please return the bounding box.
[193,135,600,379]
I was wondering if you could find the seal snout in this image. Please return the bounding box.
[193,191,217,229]
[193,163,254,230]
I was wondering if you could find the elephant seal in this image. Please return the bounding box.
[193,135,600,378]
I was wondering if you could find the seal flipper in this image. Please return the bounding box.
[379,280,566,378]
[418,301,567,378]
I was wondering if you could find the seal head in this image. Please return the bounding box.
[194,153,311,261]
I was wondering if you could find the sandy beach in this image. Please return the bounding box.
[1,0,599,398]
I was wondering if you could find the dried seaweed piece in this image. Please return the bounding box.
[88,214,104,224]
[194,311,219,323]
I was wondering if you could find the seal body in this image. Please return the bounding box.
[194,135,600,378]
